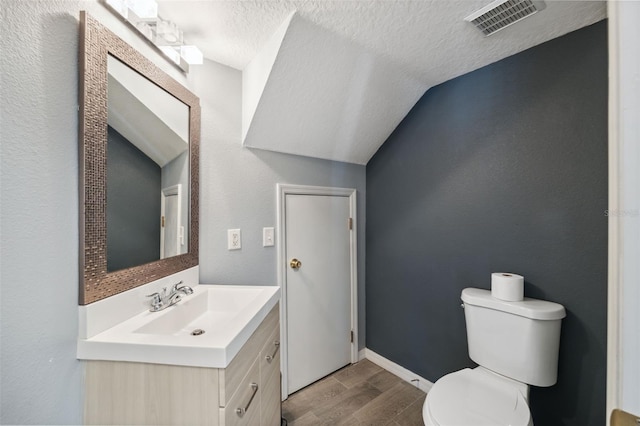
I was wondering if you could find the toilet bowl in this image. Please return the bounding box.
[422,288,566,426]
[422,367,533,426]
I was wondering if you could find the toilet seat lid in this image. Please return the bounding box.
[427,368,531,426]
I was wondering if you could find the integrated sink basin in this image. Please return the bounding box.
[77,285,280,368]
[135,286,266,336]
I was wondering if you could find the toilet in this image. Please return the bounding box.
[423,287,566,426]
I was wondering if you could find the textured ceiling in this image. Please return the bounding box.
[157,0,606,164]
[158,0,605,82]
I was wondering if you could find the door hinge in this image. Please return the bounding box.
[348,217,353,230]
[350,330,354,343]
[161,216,165,227]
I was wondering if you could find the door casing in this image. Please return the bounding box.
[160,184,182,258]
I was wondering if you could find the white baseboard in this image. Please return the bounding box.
[363,348,433,393]
[358,348,366,361]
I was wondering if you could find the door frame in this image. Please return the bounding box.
[160,184,182,258]
[607,1,640,421]
[277,183,358,400]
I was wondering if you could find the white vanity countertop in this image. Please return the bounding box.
[77,284,280,369]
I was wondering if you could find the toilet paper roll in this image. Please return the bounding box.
[491,272,524,301]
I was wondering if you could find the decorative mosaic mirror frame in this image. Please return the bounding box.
[78,11,200,305]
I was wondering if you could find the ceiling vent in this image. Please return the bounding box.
[465,0,546,36]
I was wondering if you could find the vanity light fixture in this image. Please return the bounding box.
[179,46,204,65]
[106,0,157,20]
[158,45,182,65]
[103,0,204,70]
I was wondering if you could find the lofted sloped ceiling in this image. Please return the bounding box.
[242,12,427,164]
[158,0,606,165]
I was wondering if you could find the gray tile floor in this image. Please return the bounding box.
[282,359,426,426]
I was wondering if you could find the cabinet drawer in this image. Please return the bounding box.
[260,326,281,386]
[220,358,261,426]
[220,303,279,406]
[260,326,281,426]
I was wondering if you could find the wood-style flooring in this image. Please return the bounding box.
[281,359,426,426]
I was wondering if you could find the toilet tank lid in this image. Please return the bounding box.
[461,288,566,320]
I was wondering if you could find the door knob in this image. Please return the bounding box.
[290,258,302,269]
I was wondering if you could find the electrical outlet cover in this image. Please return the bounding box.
[227,229,241,250]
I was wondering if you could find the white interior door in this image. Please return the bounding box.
[285,193,352,394]
[160,185,181,258]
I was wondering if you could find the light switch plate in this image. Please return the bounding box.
[227,229,241,250]
[263,227,275,247]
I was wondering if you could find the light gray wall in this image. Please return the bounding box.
[1,5,82,422]
[189,60,367,348]
[0,1,188,423]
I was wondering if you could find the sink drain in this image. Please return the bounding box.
[191,329,205,336]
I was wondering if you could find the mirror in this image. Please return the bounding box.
[79,12,200,305]
[107,55,190,271]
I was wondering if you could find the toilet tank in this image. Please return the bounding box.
[461,288,566,387]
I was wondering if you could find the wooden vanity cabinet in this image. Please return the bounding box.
[84,303,281,426]
[219,303,280,426]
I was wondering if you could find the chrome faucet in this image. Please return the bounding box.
[146,281,194,312]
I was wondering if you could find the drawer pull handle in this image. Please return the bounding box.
[265,341,280,363]
[235,383,258,417]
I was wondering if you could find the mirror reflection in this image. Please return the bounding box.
[106,55,190,272]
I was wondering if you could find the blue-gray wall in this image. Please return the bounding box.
[107,126,161,271]
[366,21,607,425]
